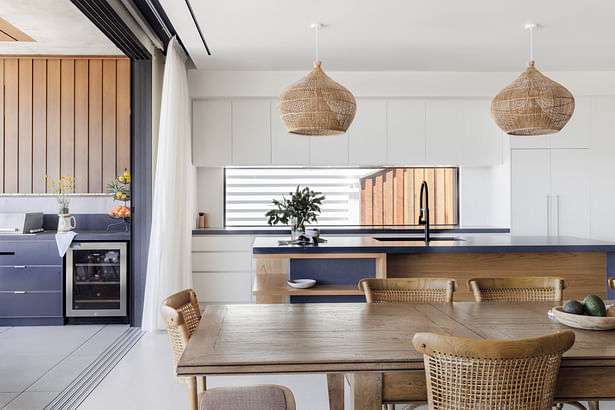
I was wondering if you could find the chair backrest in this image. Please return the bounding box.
[468,276,567,302]
[412,331,575,410]
[609,277,615,291]
[160,289,201,384]
[359,278,458,304]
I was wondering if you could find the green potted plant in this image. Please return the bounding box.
[266,185,325,239]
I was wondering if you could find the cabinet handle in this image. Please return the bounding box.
[13,291,26,294]
[13,265,26,269]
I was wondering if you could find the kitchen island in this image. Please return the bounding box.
[252,235,615,303]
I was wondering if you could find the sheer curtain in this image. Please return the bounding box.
[142,37,195,331]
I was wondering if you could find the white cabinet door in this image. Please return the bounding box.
[511,149,550,235]
[310,134,349,165]
[425,100,463,165]
[387,100,426,165]
[192,100,232,166]
[551,96,591,149]
[462,99,503,166]
[232,100,271,165]
[271,101,310,165]
[589,97,615,241]
[348,100,387,165]
[551,149,590,238]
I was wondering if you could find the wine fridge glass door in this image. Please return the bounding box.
[66,242,127,317]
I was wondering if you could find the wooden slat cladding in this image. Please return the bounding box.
[359,167,459,226]
[0,56,130,194]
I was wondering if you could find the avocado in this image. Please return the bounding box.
[583,295,607,317]
[563,300,585,315]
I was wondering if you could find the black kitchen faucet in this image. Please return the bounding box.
[418,180,430,243]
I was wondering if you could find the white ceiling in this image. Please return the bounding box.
[0,0,121,55]
[165,0,615,71]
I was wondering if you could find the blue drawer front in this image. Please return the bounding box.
[0,266,62,291]
[0,240,61,265]
[0,292,62,317]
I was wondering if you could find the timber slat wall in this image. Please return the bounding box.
[360,168,458,225]
[0,56,130,193]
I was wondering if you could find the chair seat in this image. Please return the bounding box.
[199,384,295,410]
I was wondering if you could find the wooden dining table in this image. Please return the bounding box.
[177,302,615,410]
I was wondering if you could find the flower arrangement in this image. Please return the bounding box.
[265,185,325,234]
[106,169,131,219]
[45,174,75,214]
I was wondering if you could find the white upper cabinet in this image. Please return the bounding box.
[232,100,271,165]
[551,96,590,149]
[462,99,503,166]
[270,101,310,165]
[348,100,387,165]
[192,100,232,166]
[425,100,463,165]
[310,134,349,165]
[387,100,426,165]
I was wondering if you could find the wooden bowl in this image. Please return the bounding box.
[551,306,615,331]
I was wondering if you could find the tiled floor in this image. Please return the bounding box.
[0,325,128,410]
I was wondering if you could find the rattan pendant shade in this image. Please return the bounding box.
[491,60,575,136]
[277,61,356,136]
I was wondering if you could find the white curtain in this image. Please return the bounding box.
[142,37,195,331]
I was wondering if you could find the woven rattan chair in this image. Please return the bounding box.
[359,278,458,304]
[161,289,296,410]
[468,276,567,302]
[412,330,575,410]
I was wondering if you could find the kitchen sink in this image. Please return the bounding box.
[373,236,465,242]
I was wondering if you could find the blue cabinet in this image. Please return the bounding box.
[0,240,63,325]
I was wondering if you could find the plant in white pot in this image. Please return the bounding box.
[266,185,325,239]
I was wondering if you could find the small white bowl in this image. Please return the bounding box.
[288,279,317,289]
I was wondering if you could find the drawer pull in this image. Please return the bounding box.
[13,290,26,294]
[13,265,26,269]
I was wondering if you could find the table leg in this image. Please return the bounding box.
[188,377,198,410]
[348,373,382,410]
[588,401,599,410]
[327,373,345,410]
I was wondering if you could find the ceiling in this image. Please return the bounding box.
[163,0,615,71]
[0,0,121,55]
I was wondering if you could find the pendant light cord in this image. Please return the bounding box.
[314,24,319,62]
[529,25,534,61]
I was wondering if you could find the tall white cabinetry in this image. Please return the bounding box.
[511,149,590,237]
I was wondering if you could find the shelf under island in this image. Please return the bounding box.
[252,235,615,303]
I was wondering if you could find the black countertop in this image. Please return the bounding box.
[194,226,510,235]
[0,231,130,241]
[253,235,615,254]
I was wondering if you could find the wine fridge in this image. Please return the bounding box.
[66,242,127,317]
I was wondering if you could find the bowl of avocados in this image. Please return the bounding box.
[551,295,615,331]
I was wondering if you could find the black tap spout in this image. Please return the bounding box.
[418,181,430,243]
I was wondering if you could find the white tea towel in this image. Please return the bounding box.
[55,231,77,257]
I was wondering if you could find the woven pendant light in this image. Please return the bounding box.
[277,24,356,136]
[491,24,575,136]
